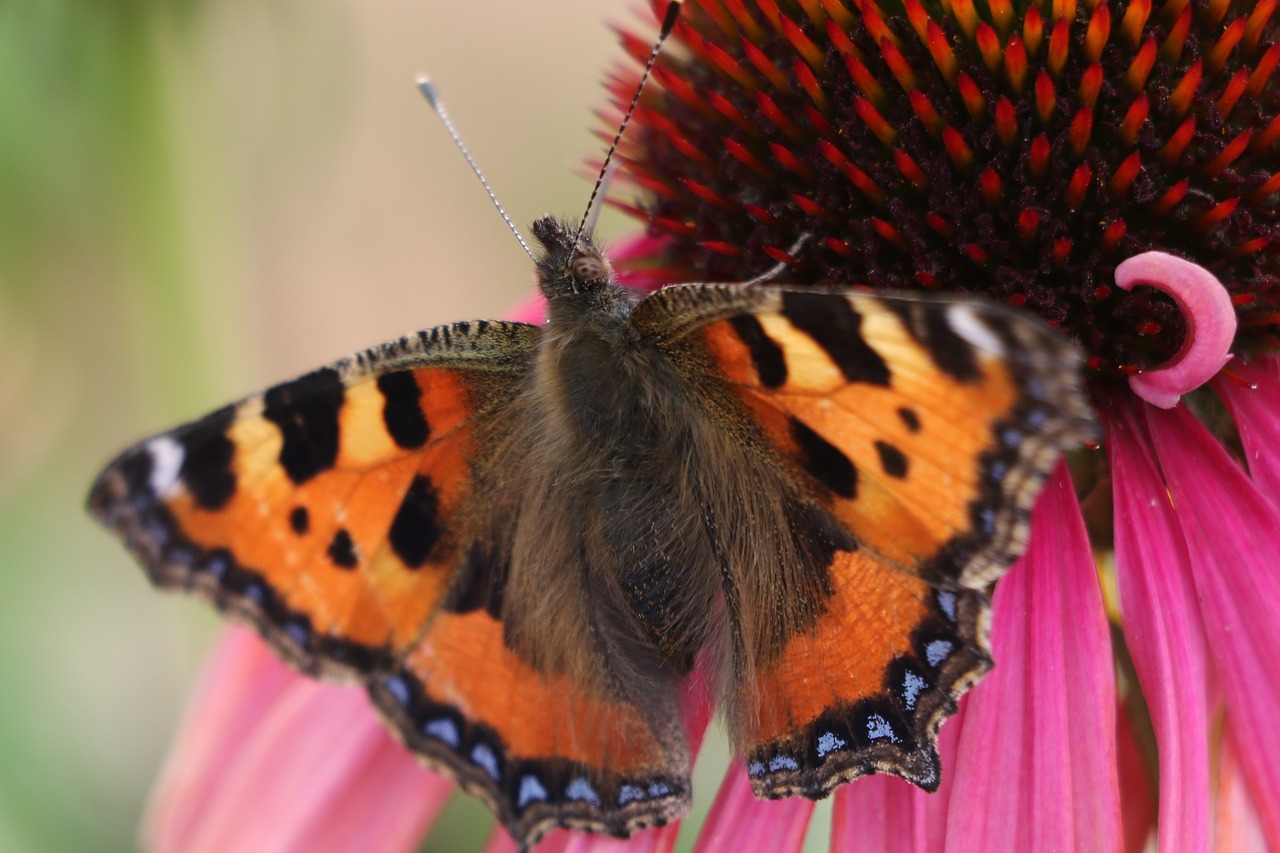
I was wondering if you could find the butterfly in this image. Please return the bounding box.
[89,213,1095,849]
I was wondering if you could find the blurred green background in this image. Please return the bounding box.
[0,0,653,849]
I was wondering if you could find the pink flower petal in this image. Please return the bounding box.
[145,628,449,853]
[1106,402,1211,853]
[1114,252,1236,408]
[693,765,813,852]
[1115,700,1158,853]
[1146,404,1280,848]
[942,462,1122,850]
[508,295,547,324]
[1212,354,1280,499]
[1215,726,1270,853]
[831,700,963,853]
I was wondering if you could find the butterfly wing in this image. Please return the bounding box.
[89,320,539,677]
[633,283,1095,796]
[90,318,690,848]
[369,608,691,847]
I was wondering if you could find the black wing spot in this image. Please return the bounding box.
[875,440,909,479]
[263,368,345,485]
[790,416,858,499]
[883,302,981,383]
[781,292,891,386]
[727,315,787,388]
[922,308,981,382]
[178,406,237,510]
[388,476,442,569]
[897,407,921,433]
[327,528,359,569]
[377,371,430,449]
[289,506,309,535]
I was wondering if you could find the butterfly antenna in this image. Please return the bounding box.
[417,76,536,263]
[574,0,683,245]
[740,234,811,286]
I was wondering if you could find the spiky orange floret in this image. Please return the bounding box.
[612,0,1280,380]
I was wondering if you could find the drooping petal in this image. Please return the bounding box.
[1114,698,1158,853]
[830,699,962,853]
[1114,253,1237,409]
[1106,401,1211,853]
[941,463,1122,850]
[144,627,450,853]
[1213,354,1280,499]
[1146,404,1280,848]
[1215,726,1270,853]
[693,765,813,852]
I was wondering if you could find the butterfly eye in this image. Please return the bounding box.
[572,257,606,281]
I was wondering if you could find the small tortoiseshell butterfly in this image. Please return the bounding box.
[88,5,1094,841]
[89,211,1094,847]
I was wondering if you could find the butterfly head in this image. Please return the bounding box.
[531,215,615,300]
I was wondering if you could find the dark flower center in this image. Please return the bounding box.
[615,0,1280,383]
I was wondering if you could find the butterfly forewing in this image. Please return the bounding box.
[88,321,539,677]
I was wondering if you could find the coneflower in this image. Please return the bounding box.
[142,1,1280,851]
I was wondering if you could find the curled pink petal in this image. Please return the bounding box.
[942,463,1122,850]
[1146,404,1280,849]
[1114,252,1236,408]
[145,628,450,853]
[1106,403,1211,853]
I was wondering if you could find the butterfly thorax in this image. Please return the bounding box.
[508,217,718,677]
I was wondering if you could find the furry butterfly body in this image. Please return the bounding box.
[90,215,1094,848]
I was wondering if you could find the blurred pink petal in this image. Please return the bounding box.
[1114,701,1157,853]
[943,462,1122,850]
[508,295,547,324]
[1106,402,1211,852]
[1215,727,1270,853]
[1114,252,1236,409]
[145,628,450,853]
[693,766,812,852]
[831,700,962,853]
[1146,404,1280,848]
[1213,354,1280,498]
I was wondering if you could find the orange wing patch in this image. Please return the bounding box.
[738,551,992,797]
[369,606,690,848]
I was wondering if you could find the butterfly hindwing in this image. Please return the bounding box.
[88,320,538,676]
[634,282,1095,796]
[370,606,690,847]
